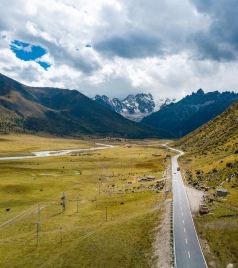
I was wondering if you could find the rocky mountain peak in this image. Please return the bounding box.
[94,93,174,121]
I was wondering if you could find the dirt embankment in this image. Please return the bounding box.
[185,186,204,214]
[153,200,172,268]
[153,163,172,268]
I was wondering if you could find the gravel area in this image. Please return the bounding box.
[153,200,172,268]
[185,186,204,214]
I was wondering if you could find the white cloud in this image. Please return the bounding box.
[0,0,237,101]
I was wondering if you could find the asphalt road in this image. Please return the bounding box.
[170,147,207,268]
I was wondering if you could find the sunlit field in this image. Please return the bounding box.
[0,135,169,268]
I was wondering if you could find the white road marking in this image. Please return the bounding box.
[184,227,186,233]
[182,212,184,217]
[182,220,185,224]
[166,144,208,268]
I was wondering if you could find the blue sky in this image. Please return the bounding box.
[0,0,238,100]
[10,40,51,70]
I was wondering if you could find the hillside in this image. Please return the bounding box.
[174,101,238,267]
[142,89,238,138]
[0,73,162,138]
[175,99,238,188]
[176,100,238,157]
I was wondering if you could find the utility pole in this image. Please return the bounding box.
[36,204,41,248]
[61,192,66,212]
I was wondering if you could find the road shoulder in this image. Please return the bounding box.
[153,162,172,268]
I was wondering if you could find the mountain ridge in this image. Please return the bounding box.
[142,89,238,138]
[0,73,164,138]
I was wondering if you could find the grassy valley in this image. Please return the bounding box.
[0,134,170,268]
[174,101,238,267]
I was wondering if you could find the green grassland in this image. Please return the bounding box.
[0,134,94,156]
[0,135,168,268]
[174,101,238,267]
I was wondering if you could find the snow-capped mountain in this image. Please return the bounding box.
[94,93,175,121]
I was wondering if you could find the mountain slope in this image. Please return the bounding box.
[174,99,238,188]
[175,100,238,156]
[142,89,238,138]
[0,73,161,138]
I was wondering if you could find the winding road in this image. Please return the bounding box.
[169,146,207,268]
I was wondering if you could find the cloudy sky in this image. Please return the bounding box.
[0,0,238,100]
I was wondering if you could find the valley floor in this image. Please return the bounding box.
[0,134,171,268]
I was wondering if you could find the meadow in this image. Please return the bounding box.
[0,134,168,268]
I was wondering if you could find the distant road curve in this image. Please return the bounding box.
[165,145,208,268]
[0,143,115,161]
